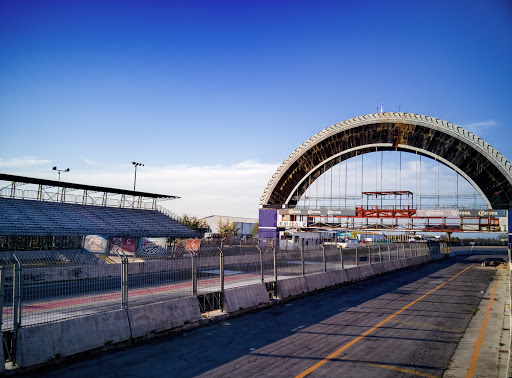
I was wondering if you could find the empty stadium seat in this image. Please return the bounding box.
[0,197,198,238]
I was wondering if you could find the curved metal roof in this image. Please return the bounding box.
[260,113,512,209]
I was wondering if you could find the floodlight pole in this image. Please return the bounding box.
[52,166,70,182]
[132,162,144,208]
[52,166,69,202]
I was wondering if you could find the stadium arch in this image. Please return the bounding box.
[260,112,512,210]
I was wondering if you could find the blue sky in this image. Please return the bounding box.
[1,0,511,219]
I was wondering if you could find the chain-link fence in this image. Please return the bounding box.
[0,242,439,332]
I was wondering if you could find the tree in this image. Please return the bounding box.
[218,218,238,238]
[181,214,208,232]
[250,222,259,238]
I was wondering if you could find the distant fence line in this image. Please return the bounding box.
[0,242,445,335]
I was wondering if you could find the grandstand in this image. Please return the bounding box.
[0,173,199,253]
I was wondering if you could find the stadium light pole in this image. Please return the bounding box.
[52,166,69,202]
[132,162,144,191]
[52,166,70,182]
[132,162,144,208]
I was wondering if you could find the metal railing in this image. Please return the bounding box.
[0,242,440,333]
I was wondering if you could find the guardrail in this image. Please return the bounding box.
[0,243,441,334]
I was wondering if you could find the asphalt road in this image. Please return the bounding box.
[27,255,499,378]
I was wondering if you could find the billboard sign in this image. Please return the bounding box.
[415,209,460,218]
[174,238,201,252]
[277,221,308,228]
[416,209,507,218]
[279,208,356,216]
[186,239,201,252]
[137,238,168,257]
[110,237,137,256]
[458,209,507,217]
[84,235,108,254]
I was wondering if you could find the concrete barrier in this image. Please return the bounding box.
[128,296,202,339]
[372,263,386,275]
[12,250,444,369]
[359,265,375,278]
[382,261,395,272]
[222,284,270,313]
[411,256,423,266]
[306,273,331,292]
[327,270,348,285]
[345,267,363,282]
[277,276,308,298]
[16,309,131,368]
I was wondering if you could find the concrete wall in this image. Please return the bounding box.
[223,284,270,313]
[12,250,445,369]
[15,296,202,368]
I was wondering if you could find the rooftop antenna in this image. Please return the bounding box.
[399,104,402,113]
[380,102,383,113]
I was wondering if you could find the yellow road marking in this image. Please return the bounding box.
[465,266,501,378]
[295,264,476,378]
[364,361,438,378]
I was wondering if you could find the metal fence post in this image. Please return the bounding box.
[340,246,344,269]
[321,245,326,272]
[116,251,128,309]
[368,245,371,265]
[12,255,22,364]
[122,252,129,309]
[218,247,224,308]
[388,244,391,261]
[355,246,359,266]
[270,246,277,284]
[378,245,382,263]
[190,251,197,296]
[257,246,264,283]
[300,246,305,276]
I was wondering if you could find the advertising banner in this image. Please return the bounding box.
[416,209,507,218]
[459,209,507,217]
[137,238,168,257]
[84,235,108,254]
[415,209,460,218]
[174,238,201,252]
[110,237,137,256]
[186,239,201,252]
[279,208,356,216]
[277,221,308,228]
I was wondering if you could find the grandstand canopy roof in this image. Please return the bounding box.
[0,173,180,200]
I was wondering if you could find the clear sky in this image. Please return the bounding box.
[1,0,511,219]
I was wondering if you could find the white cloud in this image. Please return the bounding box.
[462,120,497,134]
[0,160,279,219]
[0,156,52,168]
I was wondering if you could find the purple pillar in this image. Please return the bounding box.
[258,208,278,247]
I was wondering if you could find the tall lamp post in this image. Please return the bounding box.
[52,166,70,182]
[132,162,144,208]
[52,166,69,202]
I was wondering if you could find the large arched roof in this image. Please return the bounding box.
[260,113,512,209]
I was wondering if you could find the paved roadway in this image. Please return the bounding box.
[25,253,506,377]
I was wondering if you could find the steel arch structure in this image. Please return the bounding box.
[260,113,512,209]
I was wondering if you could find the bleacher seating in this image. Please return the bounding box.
[0,197,199,238]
